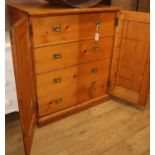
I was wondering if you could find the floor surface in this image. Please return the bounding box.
[6,99,150,155]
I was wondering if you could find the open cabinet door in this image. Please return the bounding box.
[10,17,36,155]
[108,11,150,106]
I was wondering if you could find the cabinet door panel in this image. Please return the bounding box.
[11,18,36,155]
[108,11,150,106]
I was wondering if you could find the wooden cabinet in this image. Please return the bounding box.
[8,3,150,155]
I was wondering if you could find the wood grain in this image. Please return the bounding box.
[38,95,110,126]
[34,37,114,74]
[38,78,108,117]
[31,12,116,47]
[108,11,150,106]
[7,3,150,155]
[8,3,119,16]
[11,17,36,155]
[36,59,110,98]
[6,99,150,155]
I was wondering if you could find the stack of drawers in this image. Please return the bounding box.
[32,12,116,117]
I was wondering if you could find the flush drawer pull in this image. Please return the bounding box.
[93,46,100,51]
[52,25,61,32]
[53,77,62,84]
[89,88,96,93]
[53,52,62,59]
[91,67,98,73]
[53,98,63,105]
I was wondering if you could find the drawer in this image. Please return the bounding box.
[38,79,107,117]
[34,37,114,74]
[36,59,110,98]
[31,12,116,47]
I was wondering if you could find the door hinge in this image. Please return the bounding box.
[114,17,119,27]
[29,25,33,36]
[107,80,111,87]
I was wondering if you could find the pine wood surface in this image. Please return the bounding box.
[31,12,116,47]
[7,3,120,16]
[108,11,150,106]
[38,79,108,117]
[36,59,110,98]
[7,3,150,154]
[34,37,113,74]
[6,99,150,155]
[10,17,36,155]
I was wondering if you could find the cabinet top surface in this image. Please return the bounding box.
[7,3,120,16]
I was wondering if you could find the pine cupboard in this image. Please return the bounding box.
[8,3,150,155]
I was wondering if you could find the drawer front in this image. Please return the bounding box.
[31,12,116,47]
[38,79,107,117]
[36,59,110,98]
[34,37,113,74]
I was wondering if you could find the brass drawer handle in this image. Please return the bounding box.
[53,98,63,105]
[53,52,62,59]
[52,25,61,32]
[93,46,100,51]
[53,77,62,84]
[91,67,98,73]
[89,88,96,93]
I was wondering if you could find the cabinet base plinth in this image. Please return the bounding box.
[37,95,110,127]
